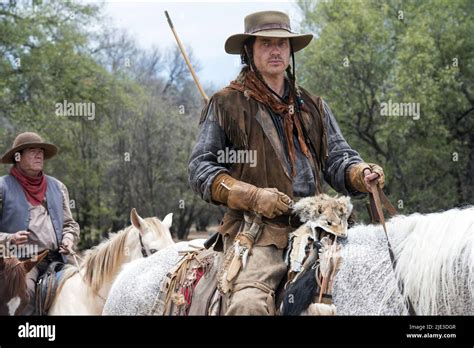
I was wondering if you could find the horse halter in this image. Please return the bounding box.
[138,233,157,258]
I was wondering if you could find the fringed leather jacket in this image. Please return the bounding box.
[188,82,365,248]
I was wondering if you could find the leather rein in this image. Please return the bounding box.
[367,184,417,316]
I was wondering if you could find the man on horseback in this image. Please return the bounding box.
[188,11,385,315]
[0,132,80,315]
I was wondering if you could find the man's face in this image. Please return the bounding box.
[252,37,290,78]
[18,147,44,175]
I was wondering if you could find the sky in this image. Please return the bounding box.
[101,0,304,89]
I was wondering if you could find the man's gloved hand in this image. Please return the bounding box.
[229,184,292,218]
[211,173,292,218]
[348,162,385,193]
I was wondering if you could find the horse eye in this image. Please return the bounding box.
[150,249,158,254]
[318,207,323,214]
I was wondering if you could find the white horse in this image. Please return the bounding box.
[333,206,474,315]
[48,208,174,315]
[103,206,474,315]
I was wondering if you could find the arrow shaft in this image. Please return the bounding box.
[165,11,209,103]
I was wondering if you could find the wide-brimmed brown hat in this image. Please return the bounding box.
[0,132,58,164]
[225,11,313,55]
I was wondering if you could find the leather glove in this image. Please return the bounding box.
[211,173,292,218]
[347,162,385,193]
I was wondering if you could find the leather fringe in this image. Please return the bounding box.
[298,87,329,172]
[199,94,248,150]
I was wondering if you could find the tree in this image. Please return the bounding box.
[0,0,221,247]
[297,0,473,218]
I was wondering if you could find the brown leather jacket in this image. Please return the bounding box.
[200,86,328,249]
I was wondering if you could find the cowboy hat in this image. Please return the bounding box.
[0,132,58,164]
[225,11,313,55]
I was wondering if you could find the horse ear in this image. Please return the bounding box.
[130,208,146,231]
[161,213,173,230]
[22,250,48,273]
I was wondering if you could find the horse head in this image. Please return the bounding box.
[130,208,174,256]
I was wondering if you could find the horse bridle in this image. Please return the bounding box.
[138,233,157,258]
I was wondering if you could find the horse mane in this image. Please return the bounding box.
[58,217,165,295]
[81,225,134,294]
[285,205,473,315]
[389,206,474,314]
[2,258,27,302]
[56,225,133,296]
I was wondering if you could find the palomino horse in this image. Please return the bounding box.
[0,250,48,315]
[103,199,474,315]
[47,208,174,315]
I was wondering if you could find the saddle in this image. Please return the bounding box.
[35,261,64,315]
[151,246,218,315]
[156,195,353,316]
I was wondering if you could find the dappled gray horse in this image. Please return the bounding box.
[334,207,474,315]
[103,206,474,315]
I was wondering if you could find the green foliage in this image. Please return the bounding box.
[0,0,218,248]
[1,0,471,247]
[298,0,473,218]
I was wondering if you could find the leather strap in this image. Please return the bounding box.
[138,233,148,258]
[368,185,416,316]
[250,23,291,34]
[368,186,396,224]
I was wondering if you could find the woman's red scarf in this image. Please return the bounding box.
[10,166,47,206]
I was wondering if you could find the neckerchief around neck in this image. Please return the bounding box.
[10,166,47,206]
[228,69,310,176]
